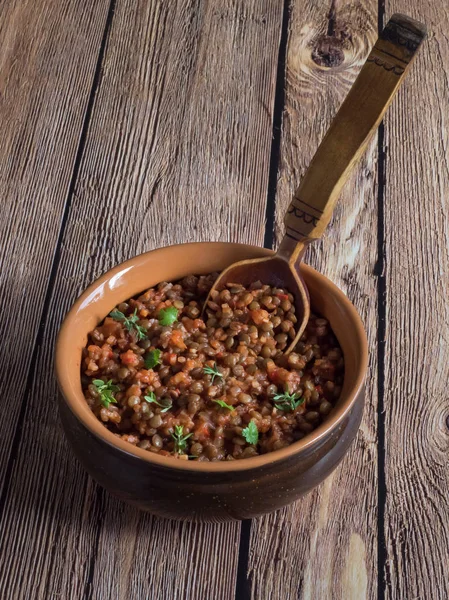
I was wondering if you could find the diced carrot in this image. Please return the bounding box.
[168,353,177,365]
[120,349,139,366]
[250,309,269,325]
[185,359,197,371]
[195,422,211,440]
[87,345,102,360]
[170,329,187,350]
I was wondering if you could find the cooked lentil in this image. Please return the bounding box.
[81,273,344,461]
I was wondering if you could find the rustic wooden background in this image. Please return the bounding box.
[0,1,447,599]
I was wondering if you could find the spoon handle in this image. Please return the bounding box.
[281,14,426,262]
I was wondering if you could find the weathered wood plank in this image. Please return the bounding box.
[0,1,283,599]
[383,4,449,598]
[91,497,240,600]
[0,0,111,488]
[247,2,379,599]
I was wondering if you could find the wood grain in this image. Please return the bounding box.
[1,1,446,598]
[0,1,283,598]
[383,3,449,598]
[90,496,240,600]
[247,2,380,598]
[0,0,111,489]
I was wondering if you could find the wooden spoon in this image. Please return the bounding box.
[205,13,426,353]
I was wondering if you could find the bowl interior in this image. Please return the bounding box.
[56,242,368,471]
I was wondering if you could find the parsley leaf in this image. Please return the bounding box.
[92,379,120,408]
[273,388,305,412]
[171,425,193,454]
[109,308,147,340]
[144,349,162,369]
[109,309,126,321]
[143,392,172,413]
[203,362,224,383]
[158,306,178,326]
[242,420,258,445]
[213,399,234,410]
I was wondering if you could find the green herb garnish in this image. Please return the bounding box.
[143,392,172,413]
[273,388,305,412]
[144,349,162,369]
[110,308,147,340]
[171,425,193,454]
[92,379,120,408]
[158,306,178,326]
[203,362,224,383]
[213,399,234,410]
[242,420,259,445]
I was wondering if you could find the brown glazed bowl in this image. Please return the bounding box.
[56,242,368,522]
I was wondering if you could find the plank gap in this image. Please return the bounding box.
[263,0,292,249]
[0,0,117,522]
[235,520,252,600]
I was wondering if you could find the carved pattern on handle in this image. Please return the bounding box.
[367,15,424,76]
[285,197,323,241]
[367,56,405,75]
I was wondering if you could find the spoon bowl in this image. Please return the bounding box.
[205,247,310,353]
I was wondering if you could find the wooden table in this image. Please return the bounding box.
[1,1,447,599]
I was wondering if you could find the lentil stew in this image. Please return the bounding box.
[81,274,344,461]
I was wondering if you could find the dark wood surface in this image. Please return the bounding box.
[0,1,447,599]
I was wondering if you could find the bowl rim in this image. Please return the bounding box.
[56,241,368,473]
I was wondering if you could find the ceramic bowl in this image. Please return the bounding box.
[56,242,368,521]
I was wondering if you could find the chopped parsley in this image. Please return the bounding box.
[109,308,146,340]
[92,379,120,408]
[144,349,162,369]
[143,392,172,413]
[273,388,305,412]
[213,399,234,410]
[158,306,178,326]
[203,362,224,383]
[171,425,193,454]
[242,420,258,445]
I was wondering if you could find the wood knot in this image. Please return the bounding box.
[311,35,345,68]
[446,414,449,431]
